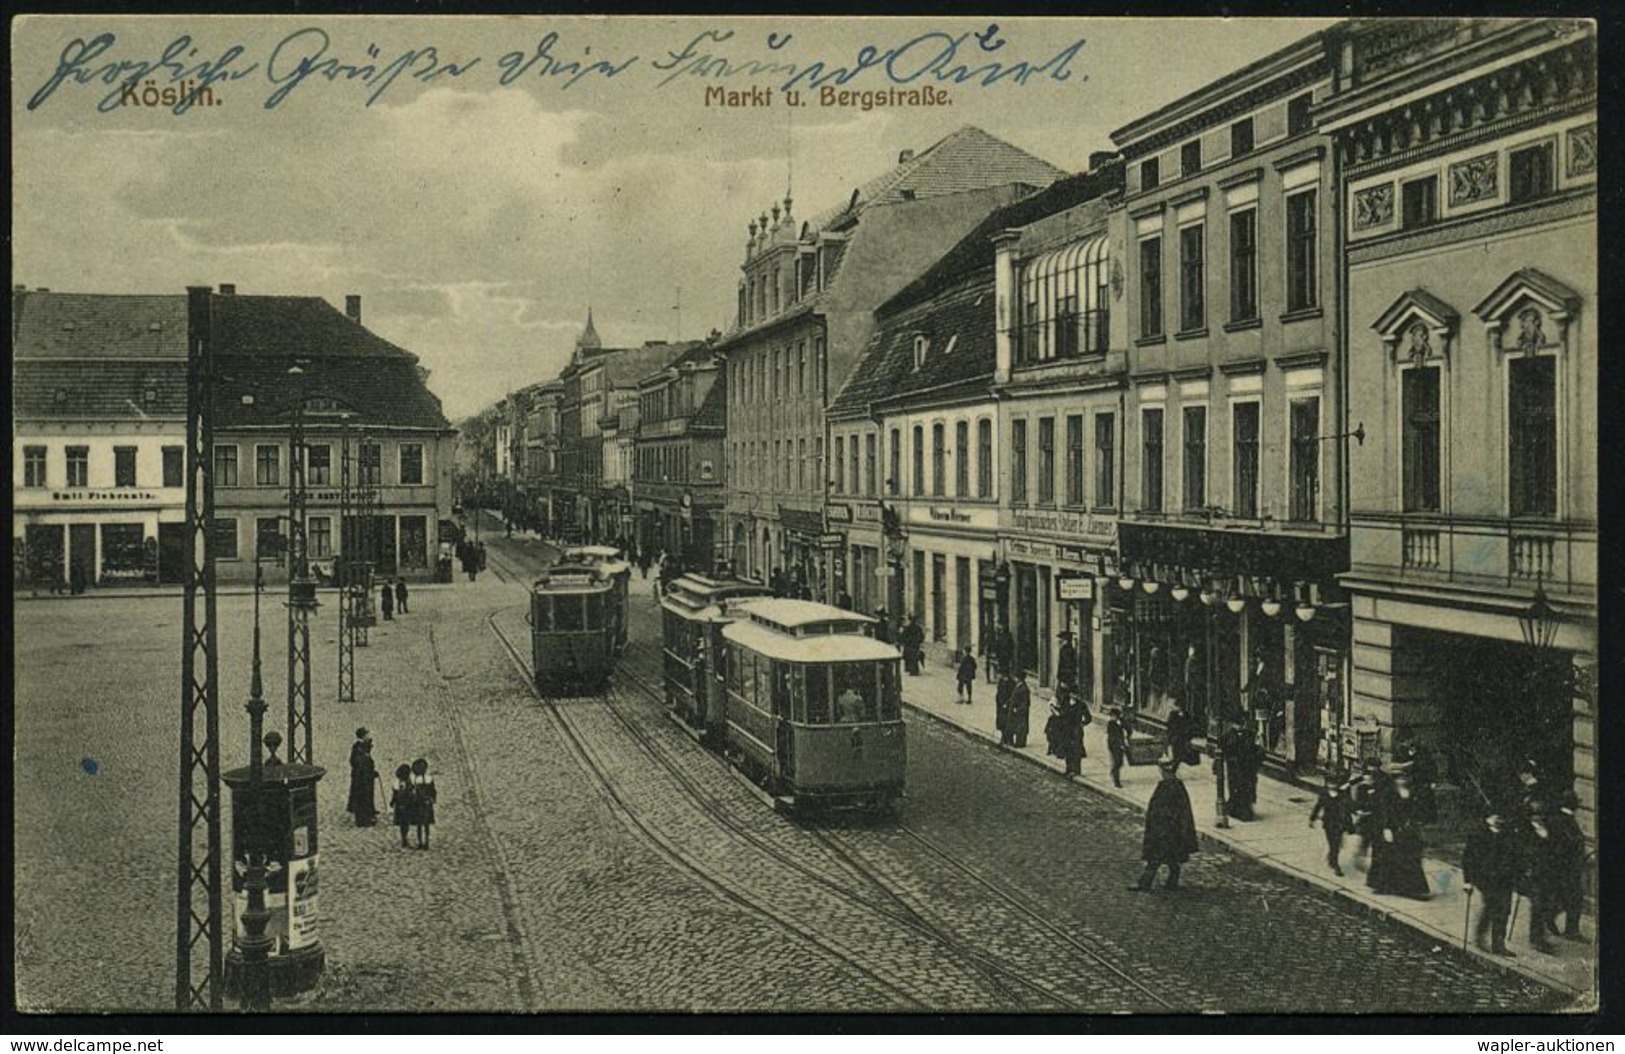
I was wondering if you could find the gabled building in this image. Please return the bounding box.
[1318,18,1597,835]
[1109,28,1348,774]
[633,340,728,570]
[720,126,1068,598]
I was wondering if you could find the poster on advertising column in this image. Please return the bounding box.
[286,854,320,951]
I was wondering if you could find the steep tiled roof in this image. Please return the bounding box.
[830,278,997,419]
[15,361,186,419]
[13,291,188,359]
[808,126,1068,232]
[211,295,420,361]
[881,160,1125,316]
[212,355,450,430]
[596,341,704,387]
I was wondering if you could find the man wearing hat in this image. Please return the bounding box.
[1463,810,1519,956]
[347,728,379,827]
[1546,790,1588,941]
[1131,753,1198,891]
[1055,629,1078,693]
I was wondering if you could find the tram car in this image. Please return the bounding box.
[720,599,906,811]
[527,560,620,693]
[659,572,773,741]
[558,545,632,654]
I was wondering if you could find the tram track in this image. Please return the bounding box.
[484,609,933,1011]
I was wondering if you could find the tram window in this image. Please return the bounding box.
[554,595,585,632]
[879,663,902,721]
[804,665,831,724]
[533,598,552,631]
[834,664,877,723]
[774,664,793,717]
[726,650,745,696]
[712,631,729,682]
[586,593,604,630]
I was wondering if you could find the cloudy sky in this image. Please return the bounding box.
[13,15,1333,421]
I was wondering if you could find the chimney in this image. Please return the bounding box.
[898,149,915,164]
[346,294,362,322]
[218,283,236,295]
[1089,150,1117,171]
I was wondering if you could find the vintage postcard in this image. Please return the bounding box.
[12,14,1598,1019]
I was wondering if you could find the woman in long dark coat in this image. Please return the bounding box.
[1007,672,1032,748]
[1366,770,1431,899]
[995,673,1015,744]
[347,729,378,827]
[1132,757,1199,890]
[1049,683,1088,776]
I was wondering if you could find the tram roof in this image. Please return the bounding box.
[666,573,772,605]
[732,598,877,632]
[564,545,623,560]
[722,619,901,664]
[532,563,614,593]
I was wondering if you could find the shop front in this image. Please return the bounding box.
[778,505,827,601]
[903,502,999,667]
[999,508,1115,696]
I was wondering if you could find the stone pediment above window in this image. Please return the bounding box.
[1473,268,1582,358]
[1372,288,1458,365]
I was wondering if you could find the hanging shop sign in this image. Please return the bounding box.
[1057,575,1095,601]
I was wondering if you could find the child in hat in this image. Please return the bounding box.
[389,764,415,849]
[410,757,437,850]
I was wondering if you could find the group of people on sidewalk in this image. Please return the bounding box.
[346,728,438,850]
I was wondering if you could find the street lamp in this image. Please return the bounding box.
[1518,574,1561,650]
[236,560,274,1011]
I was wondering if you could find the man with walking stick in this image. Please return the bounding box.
[1463,810,1519,957]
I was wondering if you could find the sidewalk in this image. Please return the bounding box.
[900,659,1596,1003]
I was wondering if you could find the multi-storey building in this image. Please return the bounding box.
[720,127,1067,599]
[13,289,189,586]
[1109,28,1350,773]
[579,339,697,545]
[633,341,727,569]
[1319,18,1597,834]
[521,379,564,535]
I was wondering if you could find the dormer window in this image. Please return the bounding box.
[913,335,929,370]
[144,388,158,404]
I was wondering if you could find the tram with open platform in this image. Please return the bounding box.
[659,572,773,741]
[527,560,620,693]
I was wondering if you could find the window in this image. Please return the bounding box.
[213,517,239,560]
[1289,397,1320,522]
[1065,414,1084,506]
[912,425,925,495]
[955,421,969,497]
[1509,356,1556,516]
[834,436,846,493]
[1509,142,1554,203]
[813,437,823,494]
[1037,417,1055,504]
[113,446,138,487]
[931,554,947,643]
[977,419,993,499]
[1401,177,1438,228]
[798,437,807,491]
[359,442,381,486]
[1095,413,1115,508]
[1141,157,1160,191]
[1183,406,1207,512]
[303,444,330,486]
[1142,408,1164,513]
[1139,237,1163,338]
[1010,420,1028,505]
[1181,140,1202,178]
[1230,117,1254,157]
[162,446,184,488]
[772,349,781,398]
[1230,209,1258,322]
[850,436,860,499]
[1179,224,1205,332]
[66,446,89,488]
[257,518,285,565]
[399,443,424,486]
[1015,236,1111,364]
[1233,402,1260,518]
[214,445,238,487]
[797,342,807,395]
[1402,368,1441,512]
[931,423,945,496]
[866,433,878,496]
[1288,92,1313,136]
[889,428,901,494]
[255,444,281,486]
[1286,190,1318,312]
[913,335,929,370]
[24,446,47,487]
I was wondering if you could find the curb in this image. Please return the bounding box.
[903,699,1588,1002]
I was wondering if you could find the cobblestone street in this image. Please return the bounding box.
[12,535,1575,1013]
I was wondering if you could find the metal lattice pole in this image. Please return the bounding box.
[285,364,316,765]
[357,434,377,647]
[337,415,356,701]
[177,285,223,1011]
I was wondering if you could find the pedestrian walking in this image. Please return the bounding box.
[476,541,487,572]
[1006,670,1032,749]
[1348,766,1383,871]
[995,672,1014,745]
[1309,770,1356,876]
[955,649,977,704]
[1165,701,1199,769]
[1106,707,1129,788]
[380,582,394,621]
[1545,790,1587,941]
[394,577,409,614]
[1055,630,1078,693]
[900,616,925,676]
[1221,719,1260,821]
[347,729,379,827]
[874,608,893,645]
[70,561,88,595]
[410,757,437,850]
[1367,768,1431,899]
[389,763,415,849]
[1047,683,1090,777]
[1131,753,1198,891]
[1463,810,1519,956]
[1519,797,1564,953]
